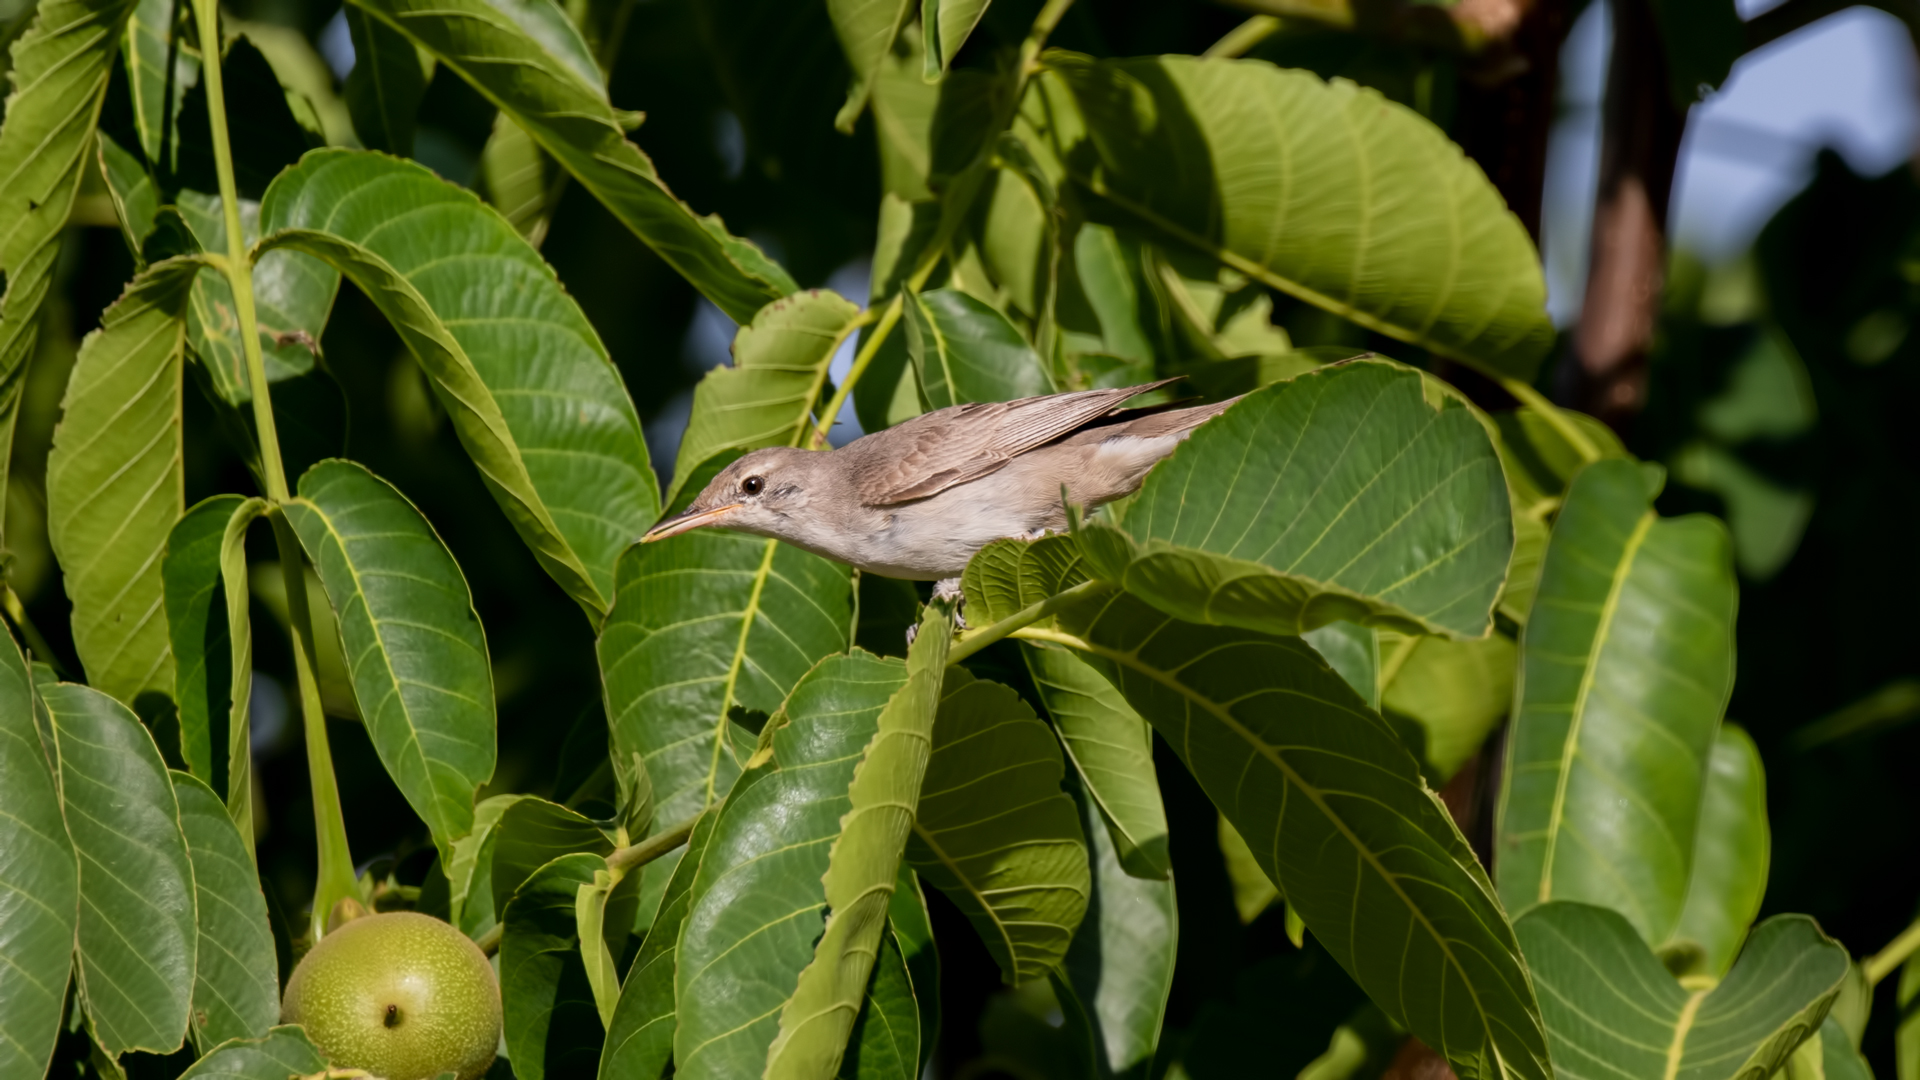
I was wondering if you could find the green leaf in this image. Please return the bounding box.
[260,150,659,618]
[765,602,954,1078]
[1494,458,1737,946]
[121,0,192,166]
[1023,640,1170,879]
[1060,778,1175,1080]
[501,853,607,1080]
[888,868,940,1075]
[1493,408,1628,510]
[0,627,77,1080]
[1033,56,1553,380]
[41,679,196,1055]
[962,533,1089,625]
[1667,724,1770,979]
[1042,589,1549,1080]
[445,793,525,935]
[489,795,612,918]
[667,289,865,511]
[344,0,796,322]
[673,651,909,1080]
[920,0,989,77]
[0,0,143,540]
[172,772,278,1049]
[596,807,719,1080]
[907,669,1090,984]
[174,1026,329,1079]
[174,35,323,199]
[344,5,430,156]
[46,257,205,708]
[482,114,563,243]
[283,459,496,864]
[1516,903,1847,1080]
[1217,815,1278,924]
[837,929,919,1079]
[906,287,1054,409]
[1379,631,1515,783]
[597,532,850,832]
[1078,360,1512,641]
[164,495,271,833]
[98,132,161,259]
[1301,621,1380,709]
[576,865,623,1028]
[827,0,912,131]
[1898,945,1919,1080]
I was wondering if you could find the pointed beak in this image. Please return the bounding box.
[642,502,744,543]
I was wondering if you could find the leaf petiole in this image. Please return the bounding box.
[947,578,1112,666]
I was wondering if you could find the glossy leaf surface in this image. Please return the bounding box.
[907,670,1090,984]
[42,680,196,1055]
[489,795,613,918]
[1035,56,1553,379]
[597,531,850,831]
[46,258,201,707]
[1495,459,1737,946]
[260,149,657,618]
[1516,903,1846,1080]
[1041,589,1549,1080]
[1078,360,1511,640]
[1667,724,1770,978]
[174,1026,329,1078]
[0,628,75,1079]
[284,460,496,863]
[344,0,796,321]
[173,772,278,1049]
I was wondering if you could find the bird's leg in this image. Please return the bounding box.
[906,577,968,647]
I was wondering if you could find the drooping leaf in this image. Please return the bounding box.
[282,459,496,864]
[344,0,795,322]
[46,258,205,708]
[673,651,909,1080]
[41,680,196,1055]
[98,131,161,258]
[344,5,430,156]
[0,627,76,1080]
[446,793,528,936]
[1379,631,1516,783]
[597,531,850,831]
[1060,778,1176,1080]
[261,150,659,618]
[1077,359,1512,641]
[1666,724,1770,979]
[164,495,270,832]
[1023,640,1170,879]
[905,287,1054,410]
[172,772,278,1049]
[482,113,562,243]
[1516,903,1846,1080]
[836,929,919,1080]
[0,0,143,541]
[919,0,989,77]
[1042,589,1549,1080]
[667,289,865,511]
[596,807,719,1080]
[764,603,954,1079]
[174,1026,328,1079]
[888,867,940,1075]
[121,0,193,167]
[827,0,911,131]
[906,669,1090,984]
[1028,56,1553,380]
[502,853,607,1080]
[1494,458,1737,946]
[576,865,622,1028]
[489,795,612,919]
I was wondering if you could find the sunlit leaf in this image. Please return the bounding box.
[919,0,989,77]
[345,0,795,322]
[0,627,76,1080]
[1495,459,1737,946]
[41,679,196,1055]
[174,1026,328,1079]
[827,0,912,131]
[596,808,719,1080]
[1302,620,1379,709]
[46,257,204,707]
[1027,56,1554,379]
[489,795,612,918]
[1379,631,1515,783]
[97,132,160,259]
[283,460,497,865]
[1516,903,1845,1080]
[122,0,194,166]
[1218,815,1278,924]
[906,287,1054,409]
[261,149,658,617]
[1041,588,1549,1080]
[1666,724,1769,979]
[173,772,278,1049]
[1078,360,1512,641]
[906,669,1090,984]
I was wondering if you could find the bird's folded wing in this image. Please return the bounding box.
[856,379,1182,505]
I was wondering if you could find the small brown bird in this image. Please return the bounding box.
[643,379,1238,601]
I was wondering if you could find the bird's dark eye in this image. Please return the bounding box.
[741,475,765,496]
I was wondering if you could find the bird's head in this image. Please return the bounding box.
[642,446,821,543]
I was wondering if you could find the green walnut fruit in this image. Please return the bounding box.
[282,911,501,1080]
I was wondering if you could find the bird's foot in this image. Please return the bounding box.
[1019,527,1052,541]
[906,578,968,648]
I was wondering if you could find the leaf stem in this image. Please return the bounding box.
[191,0,358,939]
[1204,14,1283,58]
[2,584,66,677]
[947,578,1112,666]
[470,816,699,958]
[1461,359,1604,465]
[811,297,901,448]
[1864,913,1920,987]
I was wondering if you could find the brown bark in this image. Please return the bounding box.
[1561,0,1686,427]
[1452,0,1569,241]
